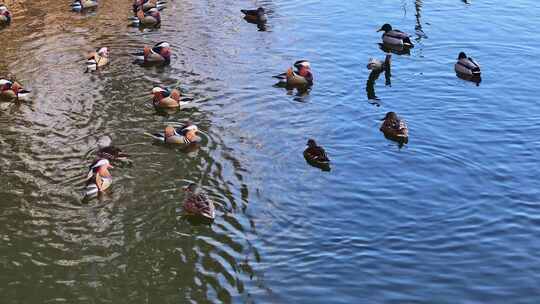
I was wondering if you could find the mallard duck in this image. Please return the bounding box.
[274,60,313,88]
[183,183,216,221]
[132,0,166,14]
[149,123,201,144]
[380,112,408,142]
[84,159,113,197]
[86,47,109,72]
[0,4,12,25]
[303,139,330,168]
[132,41,171,64]
[131,7,161,26]
[0,79,31,100]
[151,87,182,108]
[377,24,414,48]
[96,136,129,161]
[241,7,267,23]
[71,0,98,11]
[455,52,481,76]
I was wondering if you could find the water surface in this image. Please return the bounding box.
[1,0,540,303]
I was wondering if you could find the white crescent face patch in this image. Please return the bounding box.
[0,79,12,86]
[92,159,111,169]
[152,87,166,93]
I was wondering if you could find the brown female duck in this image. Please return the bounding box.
[380,112,408,142]
[183,183,216,221]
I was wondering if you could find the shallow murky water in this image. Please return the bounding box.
[1,0,540,302]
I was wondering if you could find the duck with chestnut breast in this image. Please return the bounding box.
[96,136,129,161]
[377,24,414,48]
[380,112,408,142]
[132,0,166,14]
[151,87,185,109]
[274,60,313,88]
[86,47,109,72]
[455,52,481,77]
[149,124,201,145]
[131,7,161,27]
[84,159,113,197]
[71,0,98,11]
[0,79,31,100]
[241,7,267,24]
[303,139,330,170]
[133,41,171,65]
[183,183,216,221]
[0,4,12,26]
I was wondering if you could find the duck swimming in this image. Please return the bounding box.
[86,47,109,72]
[96,136,129,161]
[304,139,330,170]
[0,4,12,26]
[84,159,113,197]
[132,0,165,14]
[131,7,161,27]
[183,183,216,221]
[274,60,313,88]
[151,87,183,109]
[150,123,201,145]
[241,7,267,24]
[0,79,31,100]
[133,41,171,65]
[380,112,408,143]
[377,24,414,48]
[455,52,481,77]
[71,0,98,11]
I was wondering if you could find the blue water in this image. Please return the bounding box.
[1,0,540,302]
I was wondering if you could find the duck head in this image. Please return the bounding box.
[184,183,198,193]
[382,111,398,121]
[91,158,113,175]
[164,125,176,138]
[97,47,109,57]
[307,139,317,148]
[182,124,199,141]
[152,86,167,99]
[377,23,393,33]
[156,41,171,60]
[458,52,467,60]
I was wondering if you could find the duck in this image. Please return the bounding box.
[84,159,113,197]
[71,0,98,11]
[132,0,165,14]
[183,183,216,221]
[380,112,408,142]
[241,7,267,24]
[274,60,313,88]
[377,24,414,48]
[151,86,183,109]
[0,4,12,26]
[132,41,171,64]
[96,136,129,161]
[0,79,31,100]
[303,139,330,169]
[131,7,161,27]
[149,123,201,144]
[86,47,109,72]
[455,52,481,76]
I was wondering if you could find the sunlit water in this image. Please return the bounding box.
[1,0,540,302]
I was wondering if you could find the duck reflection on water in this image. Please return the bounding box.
[366,53,391,104]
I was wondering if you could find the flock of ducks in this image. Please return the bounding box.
[0,2,483,223]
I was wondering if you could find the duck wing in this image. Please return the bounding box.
[240,9,258,16]
[387,29,410,39]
